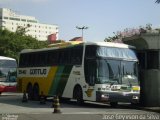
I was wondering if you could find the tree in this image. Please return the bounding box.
[156,0,160,3]
[0,28,48,60]
[16,24,31,36]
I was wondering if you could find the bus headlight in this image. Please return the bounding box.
[101,94,109,99]
[132,95,139,100]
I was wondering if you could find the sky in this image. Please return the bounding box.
[0,0,160,42]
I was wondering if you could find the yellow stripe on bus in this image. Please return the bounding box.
[20,66,58,95]
[45,66,58,94]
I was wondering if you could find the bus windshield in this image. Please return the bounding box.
[0,60,17,82]
[0,60,17,68]
[84,45,139,86]
[96,59,138,86]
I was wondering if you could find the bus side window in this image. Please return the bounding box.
[53,51,58,65]
[19,54,23,67]
[71,46,83,65]
[84,60,96,86]
[59,50,64,65]
[20,53,29,67]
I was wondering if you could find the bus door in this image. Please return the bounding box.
[84,59,96,101]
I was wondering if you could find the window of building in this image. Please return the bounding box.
[21,19,26,22]
[10,17,20,21]
[27,20,37,23]
[4,17,8,19]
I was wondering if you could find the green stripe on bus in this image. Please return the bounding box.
[48,66,65,95]
[56,65,73,96]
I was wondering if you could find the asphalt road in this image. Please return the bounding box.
[0,93,159,120]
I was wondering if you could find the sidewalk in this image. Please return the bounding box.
[142,107,160,113]
[131,104,160,113]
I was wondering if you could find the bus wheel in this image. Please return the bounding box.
[73,85,84,105]
[27,83,33,100]
[110,102,118,107]
[33,84,40,101]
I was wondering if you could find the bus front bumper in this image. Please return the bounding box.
[96,91,140,103]
[0,85,16,92]
[0,85,5,92]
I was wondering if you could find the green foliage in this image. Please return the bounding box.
[0,28,48,60]
[104,35,119,42]
[104,23,153,43]
[16,24,31,36]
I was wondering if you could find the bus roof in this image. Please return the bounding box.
[20,41,135,54]
[0,56,16,61]
[84,42,135,49]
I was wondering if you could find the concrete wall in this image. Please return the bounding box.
[140,70,160,107]
[142,34,160,49]
[123,33,160,107]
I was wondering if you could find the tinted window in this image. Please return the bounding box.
[19,45,83,67]
[85,45,97,58]
[85,45,137,60]
[0,60,17,67]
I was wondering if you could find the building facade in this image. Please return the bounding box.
[0,8,59,41]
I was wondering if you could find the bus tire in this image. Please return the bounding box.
[27,83,33,100]
[110,102,118,107]
[33,83,40,101]
[73,85,84,105]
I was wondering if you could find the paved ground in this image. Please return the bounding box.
[0,93,159,120]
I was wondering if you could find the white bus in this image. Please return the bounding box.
[0,56,17,95]
[17,41,140,106]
